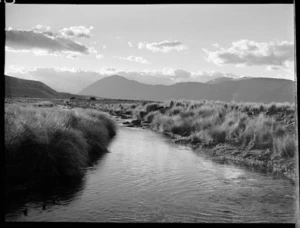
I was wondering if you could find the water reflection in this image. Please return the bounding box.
[86,151,109,172]
[5,152,108,221]
[5,177,86,220]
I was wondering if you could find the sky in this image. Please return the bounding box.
[5,4,295,93]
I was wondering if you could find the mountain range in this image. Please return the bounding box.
[5,75,295,103]
[79,75,295,103]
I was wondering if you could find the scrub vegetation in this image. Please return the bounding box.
[5,103,116,192]
[102,99,297,181]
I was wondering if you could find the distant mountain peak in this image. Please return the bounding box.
[104,75,127,80]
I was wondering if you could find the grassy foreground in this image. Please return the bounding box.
[103,99,297,182]
[4,98,298,183]
[5,104,116,192]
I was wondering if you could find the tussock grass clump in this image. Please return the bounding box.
[197,106,216,118]
[273,135,296,158]
[145,103,164,113]
[168,106,184,116]
[239,114,275,150]
[151,114,176,133]
[5,104,117,190]
[79,108,117,139]
[171,118,195,136]
[207,126,227,145]
[134,99,296,163]
[144,111,159,123]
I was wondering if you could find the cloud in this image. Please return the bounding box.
[32,24,51,32]
[212,43,220,48]
[96,67,118,75]
[6,66,242,93]
[117,56,150,64]
[96,54,104,59]
[138,40,188,52]
[267,65,282,71]
[266,59,295,80]
[203,40,294,69]
[128,42,133,47]
[5,27,95,57]
[58,26,94,38]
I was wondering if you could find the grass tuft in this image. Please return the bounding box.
[5,104,117,190]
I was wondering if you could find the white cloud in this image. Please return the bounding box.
[138,40,188,52]
[266,59,295,80]
[267,65,282,71]
[203,40,294,70]
[32,24,51,32]
[58,26,94,38]
[88,47,98,54]
[128,42,133,47]
[96,67,118,75]
[212,43,220,48]
[96,54,104,59]
[117,56,150,64]
[6,65,38,74]
[5,27,95,57]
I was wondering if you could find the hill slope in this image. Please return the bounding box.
[79,75,295,103]
[5,75,60,98]
[5,75,89,99]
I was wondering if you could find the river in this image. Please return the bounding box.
[5,126,296,223]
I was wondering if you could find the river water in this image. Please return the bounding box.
[5,126,296,223]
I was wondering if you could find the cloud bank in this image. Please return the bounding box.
[138,40,187,52]
[6,26,96,58]
[203,40,294,69]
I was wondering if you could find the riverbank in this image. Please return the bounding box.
[5,104,117,194]
[120,119,296,183]
[4,98,297,184]
[105,100,297,183]
[6,126,296,223]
